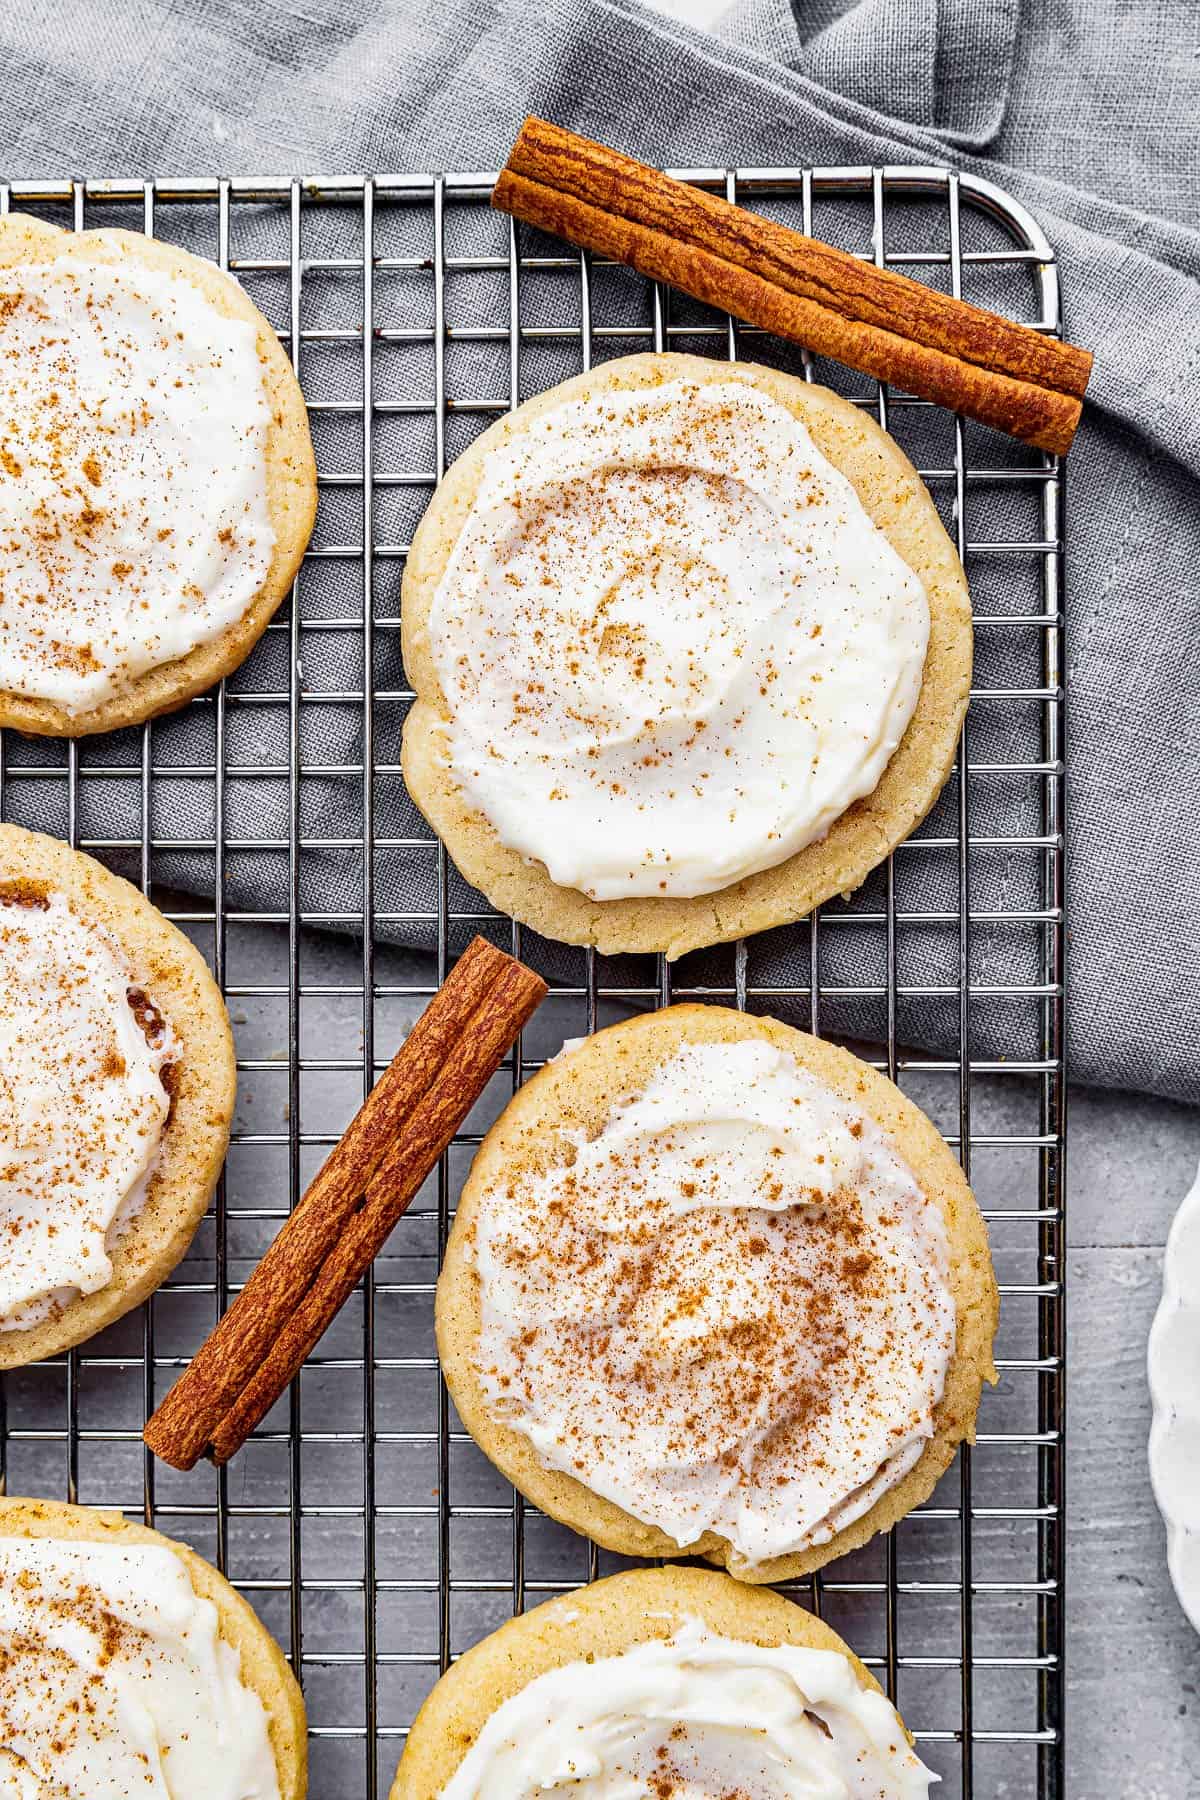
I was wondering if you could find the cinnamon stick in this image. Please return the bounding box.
[493,118,1091,455]
[144,938,546,1469]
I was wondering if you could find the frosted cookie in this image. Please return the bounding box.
[402,350,971,957]
[0,215,316,735]
[392,1564,933,1797]
[0,824,235,1366]
[437,1004,998,1584]
[0,1496,305,1799]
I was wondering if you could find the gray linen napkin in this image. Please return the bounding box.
[0,0,1197,1100]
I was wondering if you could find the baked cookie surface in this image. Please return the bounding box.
[402,350,971,957]
[437,1004,998,1584]
[0,1496,306,1799]
[392,1565,931,1797]
[0,214,316,735]
[0,823,235,1367]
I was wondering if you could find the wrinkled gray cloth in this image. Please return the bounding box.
[0,0,1197,1099]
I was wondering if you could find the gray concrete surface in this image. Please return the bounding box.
[1067,1086,1200,1799]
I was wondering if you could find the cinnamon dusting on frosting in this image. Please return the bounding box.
[0,1534,282,1798]
[429,377,929,900]
[0,239,275,714]
[0,890,177,1331]
[436,1610,935,1798]
[471,1037,955,1565]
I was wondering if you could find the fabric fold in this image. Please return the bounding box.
[717,0,1020,148]
[0,0,1196,1099]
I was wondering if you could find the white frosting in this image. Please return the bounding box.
[429,377,928,899]
[0,892,173,1332]
[0,1536,280,1799]
[440,1615,934,1798]
[472,1039,955,1566]
[0,236,275,713]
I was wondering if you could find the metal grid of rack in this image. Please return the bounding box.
[0,165,1066,1798]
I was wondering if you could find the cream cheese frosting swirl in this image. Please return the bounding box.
[0,1536,280,1798]
[439,1615,934,1798]
[0,891,174,1331]
[0,237,274,713]
[471,1039,955,1567]
[429,377,929,900]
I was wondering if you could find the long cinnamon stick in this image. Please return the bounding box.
[493,118,1091,455]
[144,938,546,1469]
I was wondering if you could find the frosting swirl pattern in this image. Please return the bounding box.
[429,378,929,899]
[440,1615,933,1798]
[471,1038,956,1567]
[0,891,174,1332]
[0,238,274,713]
[0,1536,280,1798]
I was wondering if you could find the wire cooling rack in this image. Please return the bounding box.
[0,166,1065,1798]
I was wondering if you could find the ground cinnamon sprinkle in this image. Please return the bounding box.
[0,1549,195,1768]
[472,1037,955,1558]
[0,878,51,909]
[432,375,930,906]
[0,249,273,710]
[0,894,179,1328]
[0,1574,145,1755]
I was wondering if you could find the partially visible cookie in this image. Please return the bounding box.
[402,350,971,957]
[437,1003,998,1584]
[0,215,316,735]
[392,1565,933,1797]
[0,823,235,1366]
[0,1496,306,1799]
